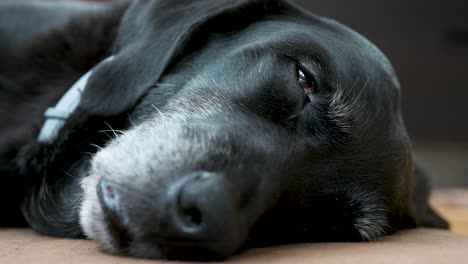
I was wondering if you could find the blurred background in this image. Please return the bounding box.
[295,0,468,188]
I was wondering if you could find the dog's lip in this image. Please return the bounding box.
[136,229,234,258]
[129,234,226,260]
[142,233,203,247]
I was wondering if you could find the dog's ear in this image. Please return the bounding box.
[80,0,289,116]
[411,162,450,229]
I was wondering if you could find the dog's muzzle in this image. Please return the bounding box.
[82,115,295,259]
[97,170,242,258]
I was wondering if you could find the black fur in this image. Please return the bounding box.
[0,0,448,260]
[0,0,127,227]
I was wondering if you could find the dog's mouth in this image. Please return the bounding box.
[127,235,233,260]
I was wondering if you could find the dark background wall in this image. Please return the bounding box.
[295,0,468,141]
[293,0,468,187]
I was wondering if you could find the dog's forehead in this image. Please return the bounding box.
[203,17,399,105]
[210,16,399,89]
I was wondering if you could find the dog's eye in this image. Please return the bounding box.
[297,68,317,101]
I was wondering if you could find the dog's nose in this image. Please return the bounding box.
[97,173,242,258]
[167,171,240,256]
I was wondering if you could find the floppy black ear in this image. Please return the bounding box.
[411,162,449,229]
[80,0,289,116]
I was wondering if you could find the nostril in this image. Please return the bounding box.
[103,181,115,200]
[98,179,121,213]
[179,196,203,227]
[171,171,221,233]
[97,179,131,247]
[177,185,205,230]
[167,172,241,256]
[186,208,203,226]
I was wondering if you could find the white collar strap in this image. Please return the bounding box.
[37,56,115,143]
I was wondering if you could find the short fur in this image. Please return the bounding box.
[0,0,448,260]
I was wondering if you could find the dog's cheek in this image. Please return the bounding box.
[79,174,117,253]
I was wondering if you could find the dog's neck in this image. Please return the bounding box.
[37,56,116,143]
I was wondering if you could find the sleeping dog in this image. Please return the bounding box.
[0,0,448,260]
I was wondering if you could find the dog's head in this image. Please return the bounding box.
[78,0,437,260]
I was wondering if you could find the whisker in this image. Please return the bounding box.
[90,143,103,150]
[61,168,79,181]
[101,129,125,133]
[99,130,113,140]
[151,104,173,123]
[99,129,125,134]
[343,76,361,101]
[127,113,136,127]
[104,121,120,139]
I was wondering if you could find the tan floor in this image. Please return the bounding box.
[0,189,467,263]
[432,189,468,235]
[1,228,468,264]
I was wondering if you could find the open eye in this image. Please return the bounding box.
[297,68,317,102]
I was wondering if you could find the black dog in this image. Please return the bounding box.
[0,0,448,260]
